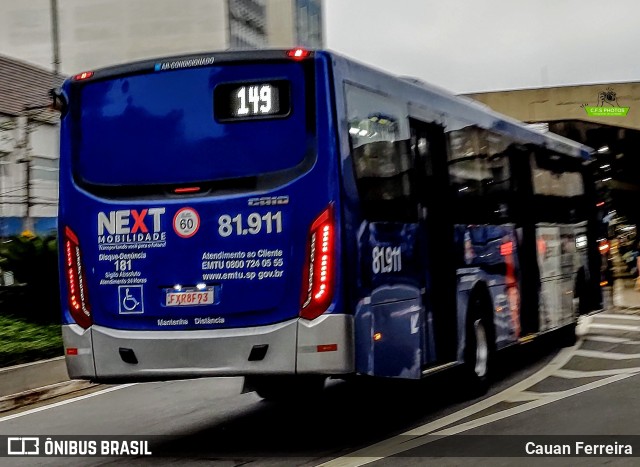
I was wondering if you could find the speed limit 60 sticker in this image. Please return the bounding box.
[173,207,200,238]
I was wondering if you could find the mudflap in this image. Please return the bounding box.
[355,284,424,379]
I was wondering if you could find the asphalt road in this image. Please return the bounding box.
[1,310,639,466]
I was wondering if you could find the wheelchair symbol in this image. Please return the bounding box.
[118,285,144,314]
[123,289,139,310]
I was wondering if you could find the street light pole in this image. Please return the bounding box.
[50,0,61,75]
[16,115,33,232]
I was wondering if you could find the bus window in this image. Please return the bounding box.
[73,62,312,192]
[531,151,586,223]
[345,84,415,222]
[448,127,513,222]
[485,132,511,196]
[532,153,584,198]
[448,127,484,198]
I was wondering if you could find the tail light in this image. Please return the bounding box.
[286,48,312,60]
[64,226,92,328]
[598,239,610,254]
[300,204,335,320]
[174,186,200,194]
[73,71,94,81]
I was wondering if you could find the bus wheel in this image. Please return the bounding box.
[557,322,577,347]
[574,268,588,315]
[463,308,492,396]
[248,376,325,402]
[471,318,489,379]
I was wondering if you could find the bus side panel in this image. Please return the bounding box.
[536,224,581,331]
[330,56,426,379]
[352,223,425,379]
[296,53,354,375]
[354,283,424,379]
[454,224,521,360]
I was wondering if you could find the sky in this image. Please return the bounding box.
[324,0,640,94]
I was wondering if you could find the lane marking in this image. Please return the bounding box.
[322,373,636,465]
[429,373,633,436]
[615,307,640,313]
[574,349,640,360]
[583,335,634,344]
[0,384,137,424]
[587,323,640,332]
[504,391,542,402]
[554,367,640,379]
[596,313,640,321]
[403,344,577,436]
[318,344,579,467]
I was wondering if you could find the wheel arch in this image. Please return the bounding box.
[457,280,496,361]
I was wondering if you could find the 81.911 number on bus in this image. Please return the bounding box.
[217,211,283,237]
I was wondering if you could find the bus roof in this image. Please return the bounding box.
[326,50,594,160]
[64,48,593,160]
[65,49,311,85]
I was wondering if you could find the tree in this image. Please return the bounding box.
[0,232,60,322]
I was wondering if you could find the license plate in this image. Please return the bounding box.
[166,288,214,306]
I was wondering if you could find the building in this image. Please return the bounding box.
[468,81,640,228]
[228,0,268,49]
[0,0,323,237]
[0,55,62,236]
[0,0,324,75]
[267,0,323,49]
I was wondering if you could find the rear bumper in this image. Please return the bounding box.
[62,314,354,381]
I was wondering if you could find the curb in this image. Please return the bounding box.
[0,356,97,413]
[0,356,68,397]
[0,380,96,413]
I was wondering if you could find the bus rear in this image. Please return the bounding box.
[57,50,353,382]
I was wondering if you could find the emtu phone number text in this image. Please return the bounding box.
[201,248,284,281]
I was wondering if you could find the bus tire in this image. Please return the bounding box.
[574,268,587,315]
[463,293,493,396]
[248,375,326,402]
[557,322,577,347]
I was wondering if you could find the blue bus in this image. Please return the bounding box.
[55,49,600,397]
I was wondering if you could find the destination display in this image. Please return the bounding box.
[214,80,290,121]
